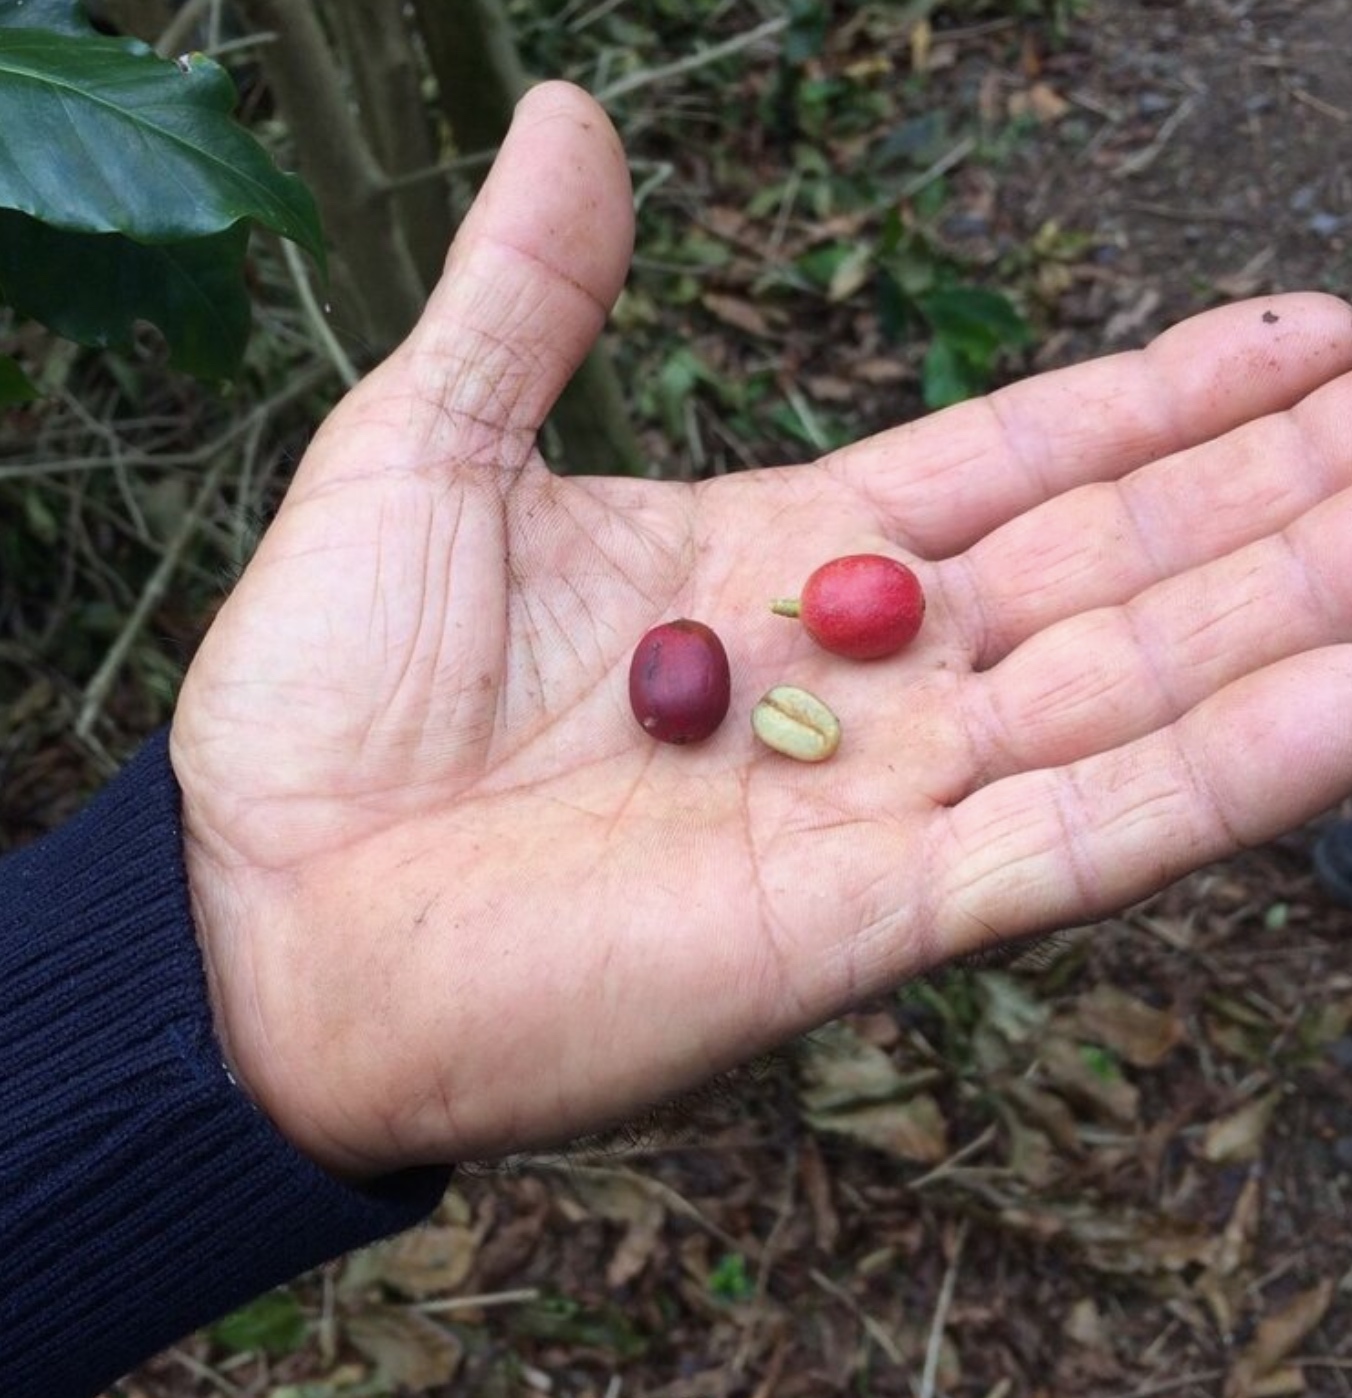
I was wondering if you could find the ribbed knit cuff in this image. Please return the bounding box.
[0,731,451,1398]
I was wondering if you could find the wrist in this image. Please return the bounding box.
[180,821,389,1182]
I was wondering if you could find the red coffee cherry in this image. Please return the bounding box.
[771,554,925,660]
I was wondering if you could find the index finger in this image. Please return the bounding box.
[825,293,1352,559]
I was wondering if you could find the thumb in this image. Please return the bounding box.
[393,81,635,463]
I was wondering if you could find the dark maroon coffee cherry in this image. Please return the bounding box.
[628,619,731,744]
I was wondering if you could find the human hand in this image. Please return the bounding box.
[171,81,1352,1178]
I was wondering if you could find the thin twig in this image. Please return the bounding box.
[414,1287,541,1314]
[909,1123,998,1190]
[919,1219,968,1398]
[382,147,498,193]
[0,363,331,483]
[594,16,789,104]
[154,0,210,56]
[1121,200,1251,226]
[766,167,802,263]
[75,449,232,740]
[1120,1369,1226,1397]
[540,1162,751,1257]
[808,1267,905,1366]
[1114,95,1199,177]
[66,363,329,737]
[631,158,675,213]
[167,1347,248,1398]
[1289,85,1352,123]
[900,135,977,199]
[734,1145,798,1373]
[230,406,268,570]
[155,1,277,62]
[782,385,830,453]
[280,237,360,389]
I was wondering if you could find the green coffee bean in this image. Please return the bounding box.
[751,685,841,762]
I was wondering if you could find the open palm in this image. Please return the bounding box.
[172,83,1352,1178]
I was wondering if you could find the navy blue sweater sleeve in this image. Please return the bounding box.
[0,731,451,1397]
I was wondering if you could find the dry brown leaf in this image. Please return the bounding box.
[998,1104,1062,1189]
[799,1134,841,1253]
[827,244,873,303]
[608,1213,664,1289]
[345,1307,463,1387]
[1001,1077,1083,1153]
[1211,1171,1263,1279]
[798,1022,940,1109]
[803,374,855,404]
[1104,286,1164,344]
[978,971,1050,1046]
[1063,1297,1107,1348]
[701,292,773,339]
[1072,984,1186,1068]
[848,1010,902,1048]
[925,39,958,74]
[799,1023,949,1161]
[1296,996,1352,1048]
[853,356,909,385]
[339,1224,481,1300]
[565,1168,662,1226]
[564,1169,667,1289]
[1038,1034,1140,1126]
[999,1202,1213,1276]
[704,205,749,241]
[1030,81,1070,121]
[1247,1368,1307,1397]
[1203,1091,1280,1164]
[1226,1280,1335,1397]
[1212,246,1276,300]
[805,1094,950,1164]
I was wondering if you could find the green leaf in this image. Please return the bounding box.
[0,21,323,264]
[920,335,975,409]
[511,1295,648,1359]
[1264,901,1289,932]
[0,209,251,379]
[707,1252,755,1303]
[918,286,1033,408]
[0,0,97,36]
[917,286,1032,360]
[1079,1043,1122,1083]
[651,345,714,439]
[795,241,853,291]
[211,1290,308,1357]
[23,485,59,542]
[784,0,828,63]
[0,352,36,404]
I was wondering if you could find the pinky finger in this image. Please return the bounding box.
[934,646,1352,957]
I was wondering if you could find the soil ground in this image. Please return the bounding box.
[4,1,1351,1394]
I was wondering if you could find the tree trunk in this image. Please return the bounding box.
[410,0,525,163]
[412,0,644,476]
[232,0,425,355]
[326,0,452,291]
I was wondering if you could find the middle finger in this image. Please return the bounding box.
[949,368,1351,671]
